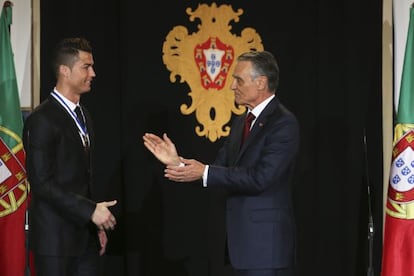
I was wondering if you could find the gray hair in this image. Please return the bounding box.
[237,50,280,93]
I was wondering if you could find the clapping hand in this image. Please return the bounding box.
[143,133,181,166]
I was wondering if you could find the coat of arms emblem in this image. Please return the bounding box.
[163,3,264,142]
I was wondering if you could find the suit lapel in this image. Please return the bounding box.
[226,114,244,165]
[248,97,279,143]
[235,97,281,162]
[49,96,86,148]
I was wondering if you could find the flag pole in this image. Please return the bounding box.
[25,180,31,276]
[363,129,374,276]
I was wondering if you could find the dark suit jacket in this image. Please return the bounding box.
[23,95,98,256]
[207,96,299,270]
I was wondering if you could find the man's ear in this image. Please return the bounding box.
[255,75,267,90]
[59,64,70,78]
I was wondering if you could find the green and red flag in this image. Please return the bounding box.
[381,4,414,276]
[0,1,34,275]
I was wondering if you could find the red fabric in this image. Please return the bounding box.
[0,204,30,276]
[242,112,255,144]
[0,140,35,275]
[381,211,414,276]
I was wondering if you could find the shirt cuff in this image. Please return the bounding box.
[202,165,209,187]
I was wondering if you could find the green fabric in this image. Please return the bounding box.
[0,3,23,149]
[397,7,414,124]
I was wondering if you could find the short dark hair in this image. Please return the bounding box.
[237,50,280,93]
[51,37,92,78]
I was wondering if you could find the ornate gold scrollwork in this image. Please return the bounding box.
[162,3,264,142]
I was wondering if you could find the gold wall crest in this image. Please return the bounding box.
[162,2,264,142]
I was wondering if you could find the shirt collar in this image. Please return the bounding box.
[249,94,275,118]
[52,88,79,111]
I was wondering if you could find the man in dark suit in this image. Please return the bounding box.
[23,37,117,276]
[143,50,299,276]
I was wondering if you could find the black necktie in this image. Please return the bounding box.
[242,112,255,144]
[75,106,90,150]
[74,106,86,128]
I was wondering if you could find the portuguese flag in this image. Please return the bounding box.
[0,1,34,275]
[381,4,414,276]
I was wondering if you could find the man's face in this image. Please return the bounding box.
[65,50,96,94]
[230,61,260,110]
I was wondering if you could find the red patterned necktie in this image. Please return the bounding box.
[242,112,255,144]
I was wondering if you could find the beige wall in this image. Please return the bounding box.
[7,0,39,110]
[382,0,392,235]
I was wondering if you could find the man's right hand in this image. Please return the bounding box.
[92,200,117,231]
